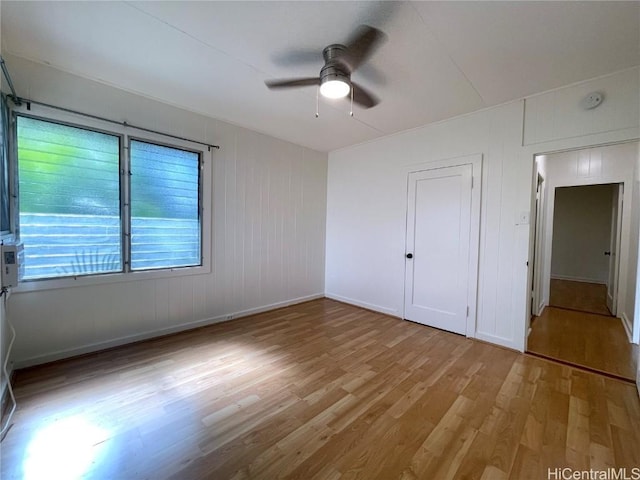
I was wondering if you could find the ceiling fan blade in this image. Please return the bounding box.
[271,49,321,67]
[265,77,320,89]
[356,64,387,87]
[342,25,387,72]
[351,81,379,109]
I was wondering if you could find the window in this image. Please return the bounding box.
[17,117,122,280]
[15,115,203,282]
[129,139,201,271]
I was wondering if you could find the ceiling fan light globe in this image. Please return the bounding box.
[320,79,350,99]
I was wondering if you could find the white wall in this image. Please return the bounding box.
[327,101,530,349]
[3,55,328,367]
[327,67,640,351]
[524,68,639,146]
[550,184,614,284]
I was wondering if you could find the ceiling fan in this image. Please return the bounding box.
[265,25,386,109]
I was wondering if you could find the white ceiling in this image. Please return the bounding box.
[1,1,639,152]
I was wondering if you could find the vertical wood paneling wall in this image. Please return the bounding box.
[523,68,639,146]
[4,55,327,367]
[326,67,640,351]
[326,102,529,350]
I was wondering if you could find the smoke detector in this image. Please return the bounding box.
[580,91,604,110]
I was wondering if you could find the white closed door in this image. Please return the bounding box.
[404,164,473,335]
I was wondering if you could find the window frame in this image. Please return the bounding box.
[16,112,126,281]
[1,94,13,240]
[11,104,211,292]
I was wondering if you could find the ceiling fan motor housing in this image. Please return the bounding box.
[320,43,351,84]
[320,64,350,85]
[323,44,348,63]
[321,44,351,85]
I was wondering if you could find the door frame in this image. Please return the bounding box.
[607,183,624,316]
[402,153,482,338]
[531,172,545,318]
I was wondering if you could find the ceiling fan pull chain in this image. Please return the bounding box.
[350,84,354,117]
[315,86,320,118]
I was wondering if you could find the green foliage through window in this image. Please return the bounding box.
[18,117,122,279]
[16,116,202,280]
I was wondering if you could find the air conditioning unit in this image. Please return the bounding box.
[1,242,23,289]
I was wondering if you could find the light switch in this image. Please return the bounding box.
[517,211,530,225]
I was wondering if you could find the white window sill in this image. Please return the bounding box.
[13,263,211,293]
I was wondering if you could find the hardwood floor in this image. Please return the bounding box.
[2,299,639,479]
[549,279,611,316]
[528,307,638,382]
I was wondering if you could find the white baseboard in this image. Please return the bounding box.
[620,312,633,343]
[324,292,400,318]
[550,274,607,285]
[14,293,325,369]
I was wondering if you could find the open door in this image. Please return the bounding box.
[606,183,623,315]
[531,173,544,318]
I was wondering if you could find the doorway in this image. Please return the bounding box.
[548,183,621,316]
[526,142,639,381]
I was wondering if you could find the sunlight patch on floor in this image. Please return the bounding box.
[24,415,110,480]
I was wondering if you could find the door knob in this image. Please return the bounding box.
[604,251,611,256]
[406,253,413,259]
